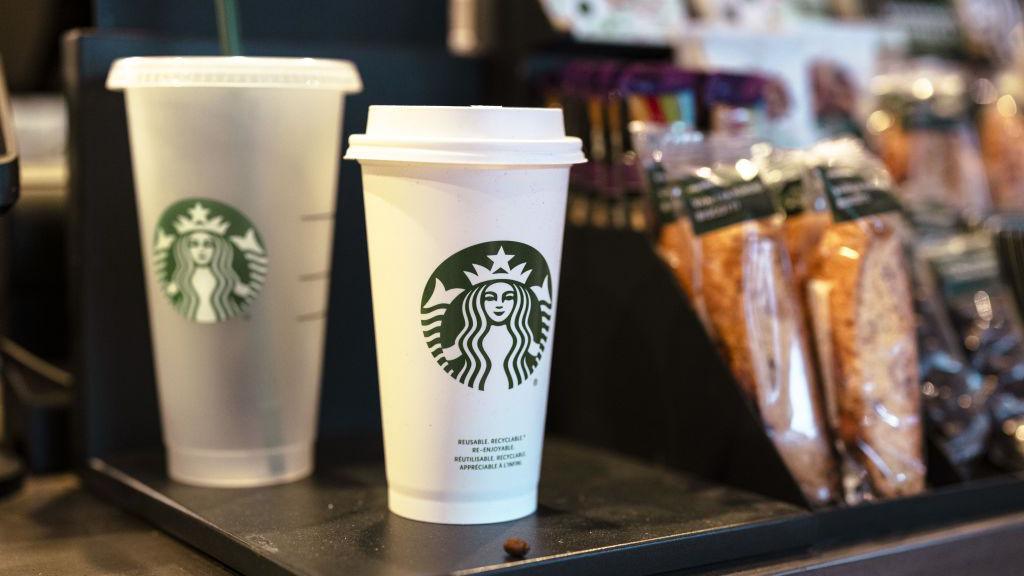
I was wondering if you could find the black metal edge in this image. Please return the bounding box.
[813,472,1024,548]
[62,28,89,473]
[462,516,815,576]
[83,457,297,576]
[694,509,1024,576]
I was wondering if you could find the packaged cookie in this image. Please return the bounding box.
[634,125,840,506]
[755,146,831,292]
[806,138,925,503]
[980,71,1024,212]
[912,236,993,477]
[990,226,1024,470]
[868,67,991,224]
[963,221,1024,471]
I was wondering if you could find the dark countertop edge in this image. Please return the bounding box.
[85,458,293,576]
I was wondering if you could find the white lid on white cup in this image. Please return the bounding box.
[106,56,362,93]
[345,106,586,166]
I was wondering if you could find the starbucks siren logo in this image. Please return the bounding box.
[421,241,554,391]
[153,198,268,324]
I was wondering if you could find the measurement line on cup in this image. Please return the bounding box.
[298,271,330,282]
[296,311,327,323]
[300,211,335,222]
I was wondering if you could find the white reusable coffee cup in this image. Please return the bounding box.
[346,106,585,524]
[107,57,362,487]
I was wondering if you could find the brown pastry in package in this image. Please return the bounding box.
[756,147,831,293]
[677,164,839,507]
[871,67,992,222]
[783,212,831,289]
[807,140,924,502]
[980,91,1024,212]
[656,217,704,324]
[634,128,840,506]
[700,218,838,505]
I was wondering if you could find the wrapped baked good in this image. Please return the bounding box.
[869,67,991,224]
[756,146,831,292]
[980,71,1024,212]
[806,138,925,502]
[634,125,839,506]
[937,224,1024,471]
[912,236,993,477]
[631,124,708,319]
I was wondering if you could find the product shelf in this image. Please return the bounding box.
[83,439,814,576]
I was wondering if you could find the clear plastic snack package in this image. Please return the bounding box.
[989,216,1024,469]
[754,145,831,292]
[630,122,708,320]
[948,223,1024,472]
[980,70,1024,212]
[868,66,991,224]
[911,236,993,478]
[617,63,703,233]
[633,123,839,507]
[806,138,925,503]
[757,144,974,480]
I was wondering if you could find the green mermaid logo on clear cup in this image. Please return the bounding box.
[153,198,268,323]
[421,241,553,390]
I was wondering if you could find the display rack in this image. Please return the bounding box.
[84,439,814,576]
[66,28,1024,576]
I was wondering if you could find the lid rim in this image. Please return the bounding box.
[106,56,363,93]
[347,157,586,167]
[345,136,586,166]
[347,134,584,147]
[345,149,586,166]
[346,105,586,165]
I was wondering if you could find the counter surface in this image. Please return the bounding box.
[0,473,234,575]
[4,471,1024,575]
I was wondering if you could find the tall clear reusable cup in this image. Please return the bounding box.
[346,106,585,523]
[107,57,362,487]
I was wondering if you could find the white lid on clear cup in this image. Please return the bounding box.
[344,105,586,166]
[106,56,362,93]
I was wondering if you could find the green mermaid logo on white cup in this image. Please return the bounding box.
[421,241,553,391]
[153,199,267,324]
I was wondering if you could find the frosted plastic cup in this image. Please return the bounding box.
[106,57,362,487]
[345,106,585,523]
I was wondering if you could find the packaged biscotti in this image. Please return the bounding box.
[633,125,840,507]
[755,146,830,292]
[806,138,925,503]
[980,71,1024,212]
[868,67,991,224]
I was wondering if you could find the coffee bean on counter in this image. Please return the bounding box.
[503,537,530,558]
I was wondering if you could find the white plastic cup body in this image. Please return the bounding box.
[120,82,346,487]
[361,162,570,524]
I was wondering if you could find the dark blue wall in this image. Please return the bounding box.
[94,0,449,47]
